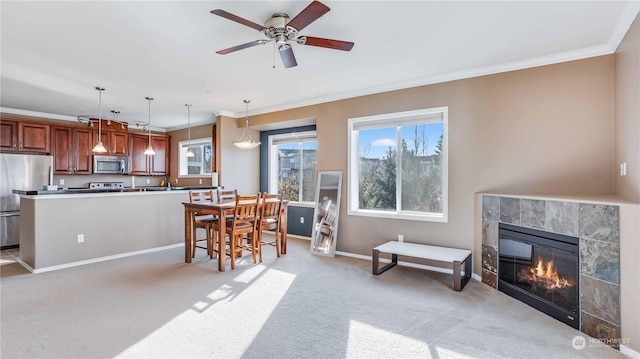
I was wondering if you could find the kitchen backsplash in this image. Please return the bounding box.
[53,174,166,189]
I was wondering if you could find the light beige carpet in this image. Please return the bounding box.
[0,236,625,358]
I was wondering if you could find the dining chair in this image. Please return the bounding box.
[217,189,236,203]
[212,192,260,269]
[256,192,283,262]
[188,190,217,258]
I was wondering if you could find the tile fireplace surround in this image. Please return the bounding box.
[481,194,622,349]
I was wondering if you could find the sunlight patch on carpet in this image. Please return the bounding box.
[346,320,476,359]
[114,267,296,358]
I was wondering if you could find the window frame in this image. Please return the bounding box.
[177,137,213,178]
[268,130,317,205]
[347,107,448,222]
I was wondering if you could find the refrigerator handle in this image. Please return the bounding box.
[0,212,20,218]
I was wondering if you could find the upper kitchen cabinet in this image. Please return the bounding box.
[0,120,50,153]
[93,130,129,156]
[0,120,18,151]
[129,133,169,175]
[51,126,93,174]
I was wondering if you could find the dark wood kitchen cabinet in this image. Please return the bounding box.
[93,131,129,156]
[51,126,93,174]
[0,120,50,153]
[129,134,169,175]
[0,120,18,151]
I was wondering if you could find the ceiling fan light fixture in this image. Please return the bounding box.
[233,100,261,150]
[92,86,108,153]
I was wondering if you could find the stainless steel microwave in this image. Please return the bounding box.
[93,155,129,174]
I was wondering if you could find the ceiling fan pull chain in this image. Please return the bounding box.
[272,41,276,69]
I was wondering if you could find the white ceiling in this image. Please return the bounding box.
[1,1,638,131]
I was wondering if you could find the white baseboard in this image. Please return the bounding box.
[20,243,184,274]
[621,345,640,359]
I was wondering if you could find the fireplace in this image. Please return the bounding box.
[498,223,579,329]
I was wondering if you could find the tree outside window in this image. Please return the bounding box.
[349,108,448,222]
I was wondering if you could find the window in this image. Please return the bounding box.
[348,107,448,222]
[268,131,317,203]
[178,137,212,177]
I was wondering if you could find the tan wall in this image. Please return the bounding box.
[250,55,615,255]
[216,115,260,195]
[615,14,640,202]
[614,13,640,353]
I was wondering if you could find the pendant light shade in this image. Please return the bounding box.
[233,99,260,150]
[185,104,195,157]
[144,97,155,156]
[92,86,108,153]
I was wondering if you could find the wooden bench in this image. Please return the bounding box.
[372,241,472,291]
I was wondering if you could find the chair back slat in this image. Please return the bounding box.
[217,189,237,204]
[260,192,283,224]
[231,193,260,232]
[189,190,214,203]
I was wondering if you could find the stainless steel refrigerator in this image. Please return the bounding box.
[1,153,53,248]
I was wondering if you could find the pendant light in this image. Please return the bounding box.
[92,86,108,153]
[185,104,195,157]
[143,97,155,155]
[233,99,260,150]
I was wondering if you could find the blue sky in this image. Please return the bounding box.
[359,123,443,159]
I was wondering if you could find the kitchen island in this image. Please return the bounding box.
[16,188,217,272]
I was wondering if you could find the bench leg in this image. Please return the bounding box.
[453,253,472,291]
[372,250,398,275]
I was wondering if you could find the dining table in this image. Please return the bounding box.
[182,199,288,271]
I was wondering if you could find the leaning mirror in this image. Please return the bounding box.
[310,171,342,257]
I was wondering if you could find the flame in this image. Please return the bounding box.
[528,257,573,289]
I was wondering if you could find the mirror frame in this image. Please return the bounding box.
[310,170,342,257]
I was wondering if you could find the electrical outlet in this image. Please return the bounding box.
[620,162,627,176]
[199,179,202,184]
[300,217,304,224]
[59,179,65,185]
[398,234,404,243]
[77,234,84,243]
[146,178,150,184]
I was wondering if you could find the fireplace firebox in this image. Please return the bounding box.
[498,223,579,329]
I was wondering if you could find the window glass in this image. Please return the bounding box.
[348,107,448,222]
[178,137,212,177]
[269,131,317,204]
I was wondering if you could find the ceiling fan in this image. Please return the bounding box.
[211,1,354,68]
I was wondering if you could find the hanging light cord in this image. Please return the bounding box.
[186,104,192,147]
[146,97,153,146]
[96,86,104,138]
[244,100,253,141]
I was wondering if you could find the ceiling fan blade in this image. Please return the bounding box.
[300,36,354,51]
[287,1,330,32]
[211,9,264,31]
[279,45,298,68]
[217,40,268,55]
